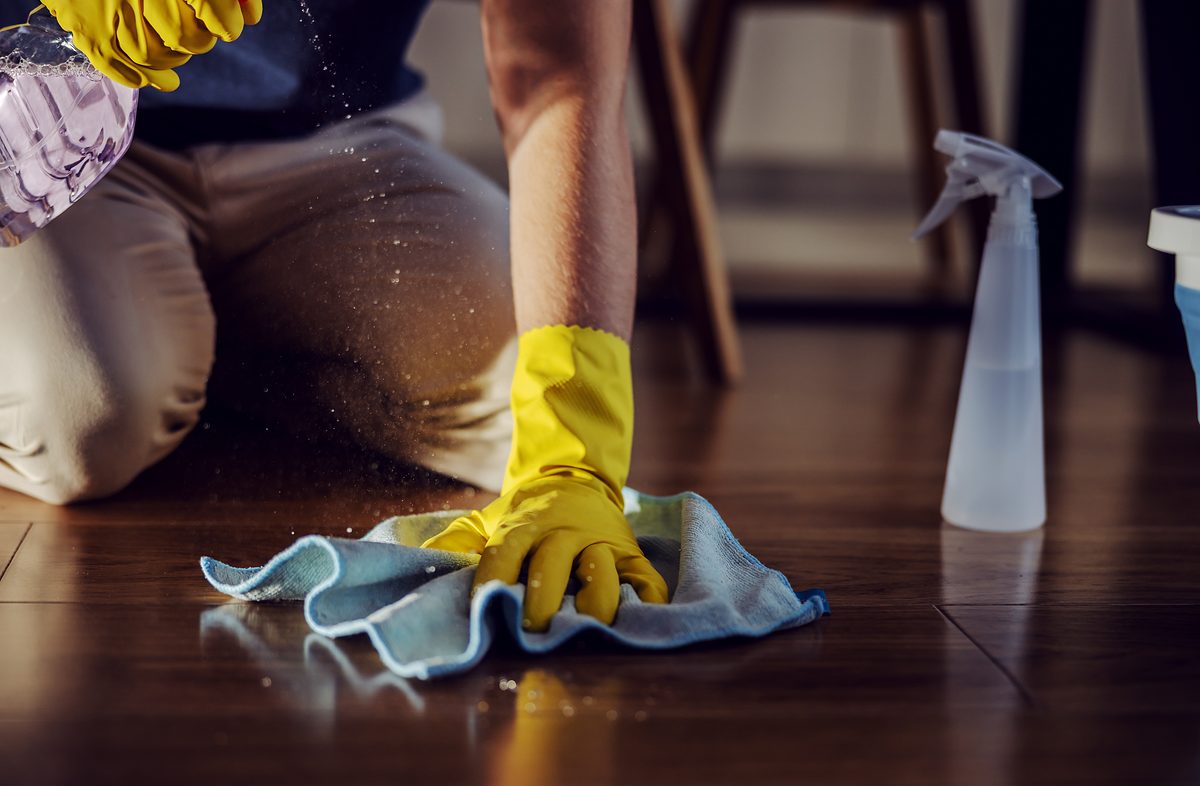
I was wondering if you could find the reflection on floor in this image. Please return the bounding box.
[1,320,1198,786]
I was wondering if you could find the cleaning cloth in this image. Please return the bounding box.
[200,489,829,680]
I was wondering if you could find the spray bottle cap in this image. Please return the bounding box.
[913,130,1062,240]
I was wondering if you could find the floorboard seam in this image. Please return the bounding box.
[0,523,32,585]
[934,603,1038,709]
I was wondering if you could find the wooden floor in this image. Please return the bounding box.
[2,320,1199,786]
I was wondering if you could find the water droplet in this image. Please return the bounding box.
[346,527,353,534]
[561,705,575,717]
[524,702,537,713]
[425,565,437,574]
[635,710,648,721]
[261,677,272,688]
[606,709,619,721]
[476,701,489,713]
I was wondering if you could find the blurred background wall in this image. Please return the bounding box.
[408,0,1154,300]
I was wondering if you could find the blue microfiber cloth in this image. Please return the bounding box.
[200,489,829,680]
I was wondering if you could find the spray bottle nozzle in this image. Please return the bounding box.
[913,130,1063,240]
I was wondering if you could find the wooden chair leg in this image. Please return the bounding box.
[634,0,744,385]
[896,6,953,289]
[654,0,741,305]
[940,0,989,267]
[687,0,740,159]
[639,0,739,296]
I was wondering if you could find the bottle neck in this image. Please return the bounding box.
[990,176,1034,228]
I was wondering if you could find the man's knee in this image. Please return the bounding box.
[25,360,165,505]
[448,183,515,340]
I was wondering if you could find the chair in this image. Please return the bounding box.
[634,0,746,385]
[633,0,990,382]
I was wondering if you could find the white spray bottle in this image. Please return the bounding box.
[914,131,1062,533]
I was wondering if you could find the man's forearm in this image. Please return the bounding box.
[483,0,636,340]
[507,95,636,340]
[436,2,668,630]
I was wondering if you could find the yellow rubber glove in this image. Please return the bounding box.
[422,325,669,631]
[42,0,263,91]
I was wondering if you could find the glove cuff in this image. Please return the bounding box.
[501,325,633,502]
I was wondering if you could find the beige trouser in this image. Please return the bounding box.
[0,93,517,505]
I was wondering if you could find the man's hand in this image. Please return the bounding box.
[422,325,668,631]
[43,0,262,91]
[424,474,667,631]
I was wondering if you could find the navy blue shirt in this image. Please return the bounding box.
[0,0,431,148]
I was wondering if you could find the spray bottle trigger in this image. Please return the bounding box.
[913,131,1062,241]
[912,169,986,240]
